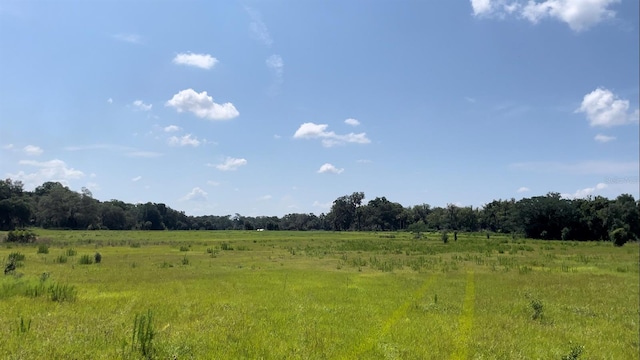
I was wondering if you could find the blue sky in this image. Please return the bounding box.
[0,0,638,217]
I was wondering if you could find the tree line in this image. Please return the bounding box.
[1,179,638,244]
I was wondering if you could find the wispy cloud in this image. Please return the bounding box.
[517,186,530,193]
[125,151,163,158]
[317,163,344,174]
[23,145,43,156]
[576,88,639,127]
[210,157,247,171]
[594,134,616,143]
[66,144,163,158]
[132,176,142,182]
[245,6,273,46]
[132,100,152,111]
[113,33,141,44]
[258,195,272,201]
[293,122,371,147]
[173,52,218,70]
[163,125,181,133]
[168,134,200,147]
[266,54,284,94]
[166,89,239,120]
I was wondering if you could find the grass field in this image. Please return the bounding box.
[0,230,638,359]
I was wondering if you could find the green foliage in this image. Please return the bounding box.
[65,248,77,256]
[16,316,31,335]
[78,254,93,265]
[5,230,37,243]
[181,255,190,265]
[37,244,49,254]
[131,310,155,359]
[8,252,25,262]
[609,227,631,247]
[94,252,102,264]
[48,283,77,302]
[54,255,68,264]
[561,343,584,360]
[441,231,449,244]
[530,298,544,320]
[179,245,189,252]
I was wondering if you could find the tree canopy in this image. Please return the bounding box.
[0,179,638,244]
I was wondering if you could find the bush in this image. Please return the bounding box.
[37,244,49,254]
[530,298,544,320]
[79,254,93,265]
[5,230,37,243]
[94,252,102,264]
[179,245,189,252]
[441,231,449,244]
[66,248,77,256]
[55,255,68,264]
[610,227,632,247]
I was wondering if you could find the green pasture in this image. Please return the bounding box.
[0,230,638,359]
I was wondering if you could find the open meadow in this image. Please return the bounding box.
[0,230,638,359]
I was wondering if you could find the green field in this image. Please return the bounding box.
[1,230,638,359]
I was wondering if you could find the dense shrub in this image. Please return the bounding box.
[5,230,37,243]
[610,227,632,247]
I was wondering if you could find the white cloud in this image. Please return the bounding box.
[207,180,220,186]
[293,122,371,147]
[344,118,360,126]
[212,157,247,171]
[594,134,616,143]
[166,89,239,120]
[258,195,272,201]
[168,134,200,147]
[132,176,142,182]
[3,144,14,150]
[562,183,608,199]
[521,0,619,31]
[8,159,84,188]
[163,125,181,133]
[517,186,530,193]
[181,187,208,201]
[357,159,373,164]
[107,98,113,104]
[317,163,344,174]
[464,97,477,103]
[245,6,273,46]
[471,0,494,16]
[113,33,141,44]
[23,145,43,156]
[511,160,638,175]
[576,88,638,127]
[172,52,218,70]
[132,100,152,111]
[470,0,620,31]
